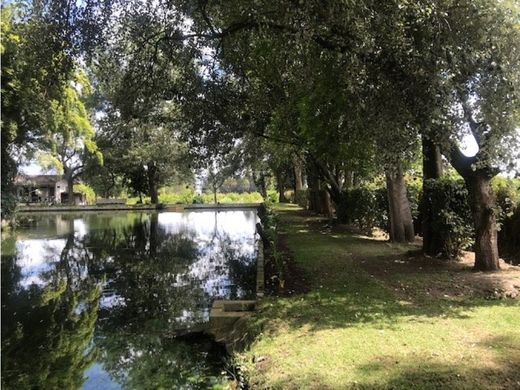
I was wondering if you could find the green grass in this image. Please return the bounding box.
[238,204,520,389]
[126,190,263,205]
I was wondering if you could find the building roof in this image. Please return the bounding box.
[14,175,64,187]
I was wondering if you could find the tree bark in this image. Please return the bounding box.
[254,172,268,199]
[319,189,333,217]
[293,157,303,192]
[313,159,347,221]
[422,137,444,256]
[147,163,159,204]
[446,146,500,271]
[275,171,288,203]
[385,163,415,243]
[465,174,500,271]
[64,168,75,205]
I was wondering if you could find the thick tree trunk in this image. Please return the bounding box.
[66,174,74,205]
[147,164,159,204]
[422,137,444,256]
[253,172,268,200]
[422,139,443,179]
[385,164,415,243]
[306,165,321,211]
[319,190,333,217]
[447,145,501,271]
[276,172,288,203]
[293,157,303,192]
[465,174,500,271]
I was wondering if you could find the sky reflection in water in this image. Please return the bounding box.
[1,210,258,389]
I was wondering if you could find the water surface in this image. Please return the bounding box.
[1,210,258,389]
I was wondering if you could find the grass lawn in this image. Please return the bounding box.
[238,204,520,389]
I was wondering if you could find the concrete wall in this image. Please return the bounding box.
[54,179,68,203]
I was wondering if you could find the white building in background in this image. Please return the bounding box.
[14,175,85,205]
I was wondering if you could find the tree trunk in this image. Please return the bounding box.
[147,162,159,204]
[385,164,415,243]
[465,174,500,271]
[446,145,501,271]
[319,190,333,217]
[293,157,303,192]
[256,173,268,199]
[213,185,217,204]
[66,173,75,205]
[422,137,444,256]
[276,172,288,203]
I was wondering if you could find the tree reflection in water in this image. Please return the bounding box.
[1,210,257,389]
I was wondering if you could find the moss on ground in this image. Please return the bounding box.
[238,204,520,390]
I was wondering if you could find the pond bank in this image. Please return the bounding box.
[237,204,520,389]
[16,202,262,213]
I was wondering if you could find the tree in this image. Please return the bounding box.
[0,0,110,216]
[428,1,520,270]
[37,73,102,204]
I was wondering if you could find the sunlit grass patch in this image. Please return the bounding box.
[238,207,520,389]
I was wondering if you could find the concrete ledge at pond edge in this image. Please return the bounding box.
[207,235,265,352]
[184,203,262,210]
[209,300,257,352]
[17,202,262,213]
[96,198,127,205]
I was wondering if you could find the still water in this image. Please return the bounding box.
[1,210,258,389]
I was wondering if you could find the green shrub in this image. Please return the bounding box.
[492,177,520,224]
[294,189,308,208]
[423,179,473,259]
[493,177,520,263]
[1,191,17,220]
[192,194,204,204]
[267,189,279,203]
[73,183,96,204]
[341,187,388,234]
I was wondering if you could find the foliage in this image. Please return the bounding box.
[341,187,389,235]
[0,1,109,216]
[37,73,102,188]
[73,183,96,204]
[493,177,520,262]
[238,206,520,389]
[492,177,520,223]
[266,189,279,204]
[423,179,474,259]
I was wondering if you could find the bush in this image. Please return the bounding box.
[340,187,388,235]
[192,194,204,204]
[493,177,520,263]
[294,189,308,208]
[74,183,96,204]
[1,191,17,220]
[266,189,279,203]
[493,177,520,224]
[423,179,473,259]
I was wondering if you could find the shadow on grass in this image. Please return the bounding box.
[353,356,520,389]
[245,207,520,389]
[352,334,520,389]
[256,288,519,334]
[259,208,520,333]
[258,334,520,390]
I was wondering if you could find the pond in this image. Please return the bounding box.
[1,210,259,389]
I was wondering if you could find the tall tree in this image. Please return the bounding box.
[0,1,110,216]
[37,72,102,204]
